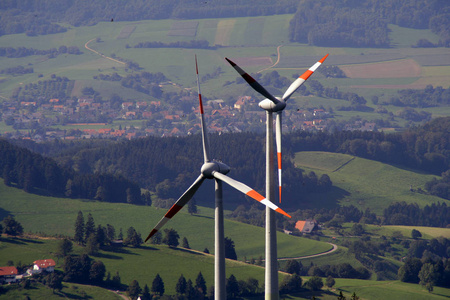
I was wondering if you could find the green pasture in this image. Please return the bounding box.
[293,151,449,214]
[0,281,122,300]
[379,225,450,239]
[0,236,271,296]
[389,24,441,48]
[0,181,331,260]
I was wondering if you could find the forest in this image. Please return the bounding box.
[289,0,450,47]
[0,138,142,204]
[0,1,448,48]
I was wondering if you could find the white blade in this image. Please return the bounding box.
[282,54,329,101]
[196,55,210,163]
[213,172,291,218]
[275,112,282,203]
[145,175,205,242]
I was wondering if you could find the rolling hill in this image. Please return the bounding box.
[293,151,450,214]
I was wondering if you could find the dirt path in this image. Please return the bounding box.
[278,242,338,261]
[257,45,283,73]
[84,38,126,65]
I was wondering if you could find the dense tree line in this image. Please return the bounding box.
[0,138,142,204]
[389,85,450,108]
[383,202,449,227]
[132,40,214,50]
[0,46,82,58]
[289,0,450,47]
[32,132,332,210]
[0,65,33,76]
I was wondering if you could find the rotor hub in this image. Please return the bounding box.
[201,161,230,179]
[258,98,286,112]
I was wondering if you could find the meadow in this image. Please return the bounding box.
[293,151,449,214]
[0,181,331,260]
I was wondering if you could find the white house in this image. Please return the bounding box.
[32,259,56,273]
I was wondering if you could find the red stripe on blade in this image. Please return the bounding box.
[319,54,329,63]
[246,190,265,202]
[199,94,204,114]
[275,208,291,218]
[277,152,282,170]
[300,70,314,80]
[242,73,256,84]
[165,204,183,219]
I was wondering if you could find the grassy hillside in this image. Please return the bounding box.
[0,181,331,260]
[293,151,449,214]
[0,281,122,300]
[0,236,270,296]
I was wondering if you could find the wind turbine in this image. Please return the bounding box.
[145,55,291,300]
[225,54,328,299]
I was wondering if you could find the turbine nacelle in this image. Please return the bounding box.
[201,161,230,179]
[258,98,286,112]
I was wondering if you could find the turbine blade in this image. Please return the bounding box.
[145,175,205,242]
[196,55,210,163]
[282,54,329,101]
[212,172,291,218]
[225,57,279,104]
[275,112,282,203]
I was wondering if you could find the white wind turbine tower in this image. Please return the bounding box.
[226,54,329,299]
[145,56,292,300]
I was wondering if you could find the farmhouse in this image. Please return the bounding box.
[0,266,18,284]
[295,220,319,234]
[32,259,56,273]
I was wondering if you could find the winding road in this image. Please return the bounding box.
[84,38,126,65]
[278,242,338,261]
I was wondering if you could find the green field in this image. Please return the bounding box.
[0,281,123,300]
[0,14,449,103]
[0,181,331,260]
[0,236,272,296]
[293,151,449,214]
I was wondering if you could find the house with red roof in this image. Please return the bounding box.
[32,259,56,273]
[0,266,18,284]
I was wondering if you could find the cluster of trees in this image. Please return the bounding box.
[1,215,24,237]
[289,0,389,47]
[289,0,450,48]
[11,75,73,103]
[0,138,142,204]
[318,65,347,78]
[132,40,213,50]
[425,170,450,200]
[0,46,81,58]
[0,65,33,76]
[398,237,450,291]
[383,202,449,227]
[389,85,450,108]
[120,71,167,98]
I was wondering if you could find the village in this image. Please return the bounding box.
[0,93,377,142]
